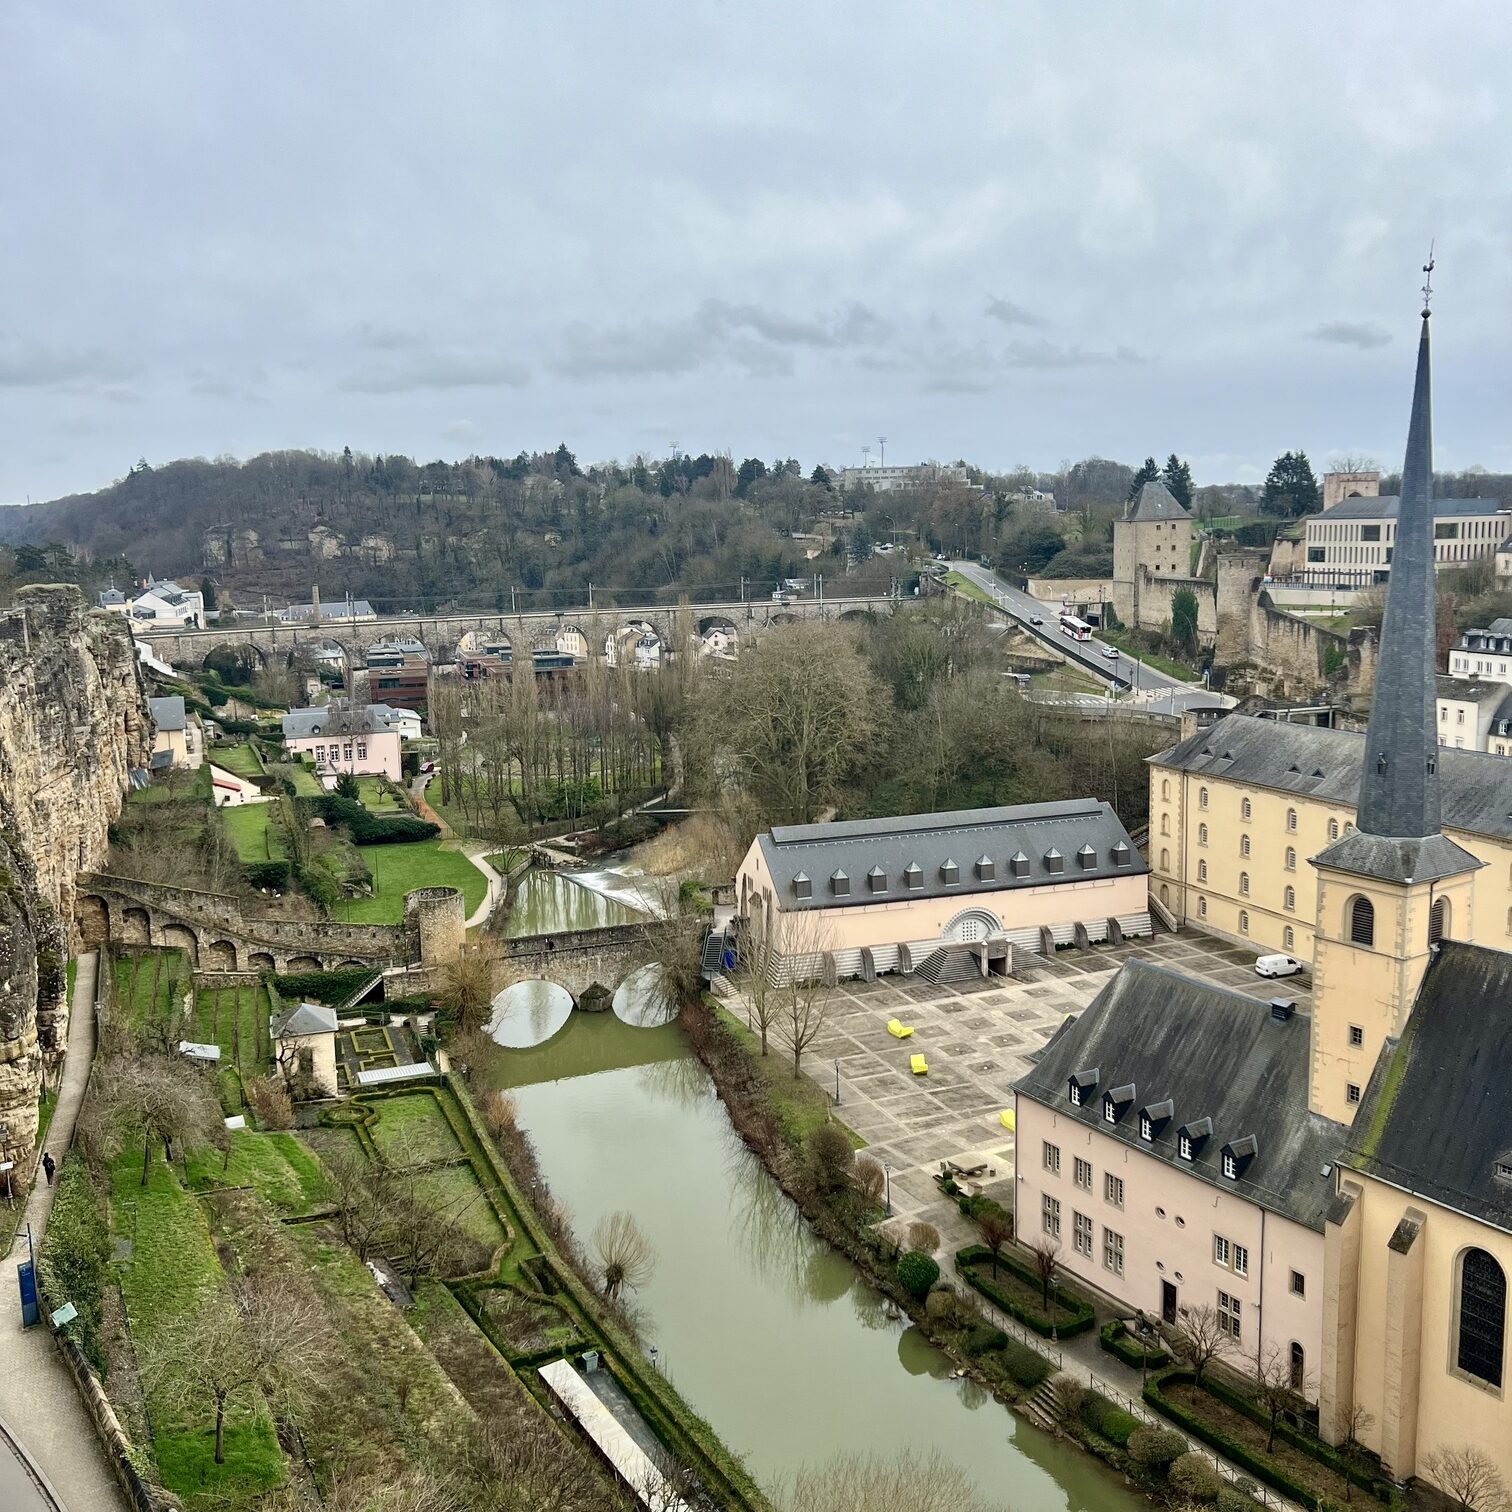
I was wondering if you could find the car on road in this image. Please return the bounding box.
[420,761,436,774]
[1101,644,1120,660]
[1255,954,1304,979]
[1030,614,1044,626]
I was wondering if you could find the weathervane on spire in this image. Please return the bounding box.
[1421,242,1436,317]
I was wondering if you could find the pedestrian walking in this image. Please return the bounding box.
[41,1151,55,1186]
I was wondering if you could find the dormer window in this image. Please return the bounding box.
[1178,1133,1193,1160]
[1068,1068,1098,1107]
[792,872,812,900]
[940,859,959,886]
[1044,848,1064,875]
[1010,851,1030,878]
[830,869,850,897]
[1069,1084,1082,1106]
[1139,1113,1153,1141]
[867,866,887,894]
[1103,1084,1134,1124]
[904,862,923,890]
[1177,1117,1211,1161]
[1139,1100,1174,1141]
[976,855,996,882]
[1221,1135,1258,1181]
[1077,844,1097,870]
[1111,841,1131,867]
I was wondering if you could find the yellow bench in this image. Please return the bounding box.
[910,1053,929,1075]
[887,1018,914,1039]
[999,1108,1016,1131]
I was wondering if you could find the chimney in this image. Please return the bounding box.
[1269,998,1296,1023]
[311,584,322,623]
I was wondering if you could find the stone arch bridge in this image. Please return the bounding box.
[135,593,901,671]
[75,873,464,975]
[500,923,659,1002]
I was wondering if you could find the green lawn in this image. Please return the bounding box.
[114,950,187,1033]
[1098,628,1200,683]
[186,1130,331,1215]
[191,982,271,1098]
[944,570,1003,609]
[110,1151,284,1505]
[369,1093,463,1166]
[337,841,486,924]
[410,1165,508,1261]
[356,776,405,812]
[211,743,264,778]
[222,803,283,862]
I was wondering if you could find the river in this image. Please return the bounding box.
[497,1016,1144,1511]
[501,859,664,938]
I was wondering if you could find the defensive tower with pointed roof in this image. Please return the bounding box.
[1307,297,1482,1121]
[1112,480,1193,629]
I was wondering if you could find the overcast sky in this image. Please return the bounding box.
[4,2,1510,504]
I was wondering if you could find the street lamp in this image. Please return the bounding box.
[834,1058,842,1105]
[883,1161,893,1216]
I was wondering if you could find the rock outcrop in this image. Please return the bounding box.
[0,586,145,1164]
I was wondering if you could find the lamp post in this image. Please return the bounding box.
[834,1059,841,1105]
[883,1161,893,1216]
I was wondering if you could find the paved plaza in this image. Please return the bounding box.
[758,931,1312,1238]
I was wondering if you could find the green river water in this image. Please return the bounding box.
[496,1015,1144,1511]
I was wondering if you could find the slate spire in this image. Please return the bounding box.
[1354,310,1439,839]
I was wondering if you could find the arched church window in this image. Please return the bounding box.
[1349,895,1374,947]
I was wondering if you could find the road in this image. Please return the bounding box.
[947,559,1194,695]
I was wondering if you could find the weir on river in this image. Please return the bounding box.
[484,864,1143,1510]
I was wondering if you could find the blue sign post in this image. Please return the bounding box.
[17,1260,38,1328]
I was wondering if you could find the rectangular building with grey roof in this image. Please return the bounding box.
[735,799,1149,982]
[1301,494,1507,589]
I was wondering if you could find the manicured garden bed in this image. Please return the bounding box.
[337,840,485,923]
[1145,1369,1398,1509]
[1100,1316,1169,1369]
[955,1243,1097,1337]
[368,1092,464,1165]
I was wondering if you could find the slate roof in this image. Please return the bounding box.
[270,1001,338,1038]
[97,588,125,606]
[1151,713,1512,842]
[755,799,1145,911]
[1016,960,1345,1230]
[1436,674,1512,707]
[280,599,376,622]
[148,695,187,732]
[1345,941,1512,1234]
[1314,495,1505,521]
[1125,480,1190,522]
[282,702,400,739]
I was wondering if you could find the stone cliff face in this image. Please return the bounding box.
[0,586,146,1163]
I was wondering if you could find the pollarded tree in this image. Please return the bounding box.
[593,1211,655,1300]
[1172,1301,1233,1384]
[1261,450,1321,518]
[781,1447,1008,1512]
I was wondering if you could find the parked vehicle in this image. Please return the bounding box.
[1255,954,1304,978]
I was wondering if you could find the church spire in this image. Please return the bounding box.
[1353,301,1439,839]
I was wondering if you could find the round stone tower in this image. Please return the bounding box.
[402,886,465,968]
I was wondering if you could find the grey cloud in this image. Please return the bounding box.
[985,296,1047,329]
[442,418,481,442]
[554,299,887,381]
[1311,321,1392,350]
[339,351,530,394]
[189,366,268,401]
[999,339,1142,370]
[0,333,133,390]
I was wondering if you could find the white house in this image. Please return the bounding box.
[208,764,267,808]
[119,578,205,629]
[367,702,422,741]
[148,695,204,771]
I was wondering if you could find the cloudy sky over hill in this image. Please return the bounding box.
[3,1,1510,501]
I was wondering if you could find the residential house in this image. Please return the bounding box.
[280,597,377,624]
[1447,618,1512,682]
[367,702,422,741]
[148,695,203,771]
[366,639,430,712]
[270,1000,339,1095]
[734,800,1149,983]
[1434,673,1512,753]
[127,577,205,628]
[208,763,266,808]
[281,702,402,785]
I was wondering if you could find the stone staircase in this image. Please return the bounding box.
[911,946,981,986]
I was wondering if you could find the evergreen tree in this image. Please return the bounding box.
[735,457,768,497]
[810,464,832,489]
[1127,456,1160,501]
[1162,454,1195,511]
[1171,588,1200,652]
[1261,451,1321,518]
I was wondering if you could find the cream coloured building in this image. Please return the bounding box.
[735,800,1149,982]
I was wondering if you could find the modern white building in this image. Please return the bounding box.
[834,461,973,494]
[101,578,206,629]
[1301,493,1508,588]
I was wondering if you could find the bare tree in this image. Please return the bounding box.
[323,1147,392,1260]
[387,1167,485,1283]
[593,1211,655,1300]
[1423,1446,1511,1512]
[1171,1303,1233,1385]
[441,943,500,1035]
[1026,1237,1061,1311]
[733,913,782,1057]
[1254,1342,1311,1452]
[141,1279,326,1466]
[780,1447,1009,1512]
[907,1221,940,1255]
[99,1054,222,1186]
[852,1155,885,1205]
[978,1210,1013,1278]
[774,916,835,1081]
[1339,1402,1375,1503]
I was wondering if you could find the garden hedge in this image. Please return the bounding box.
[305,793,439,845]
[244,859,291,891]
[1143,1370,1398,1510]
[954,1244,1097,1339]
[1080,1390,1141,1447]
[1100,1316,1170,1369]
[1000,1336,1053,1389]
[272,967,375,1004]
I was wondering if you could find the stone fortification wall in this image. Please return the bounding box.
[1131,568,1218,638]
[0,586,146,1165]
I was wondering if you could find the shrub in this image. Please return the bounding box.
[896,1251,940,1300]
[1170,1452,1225,1504]
[36,1162,111,1372]
[482,1090,517,1138]
[248,1075,295,1129]
[307,794,439,845]
[1128,1426,1188,1472]
[244,859,291,891]
[907,1220,941,1254]
[1049,1372,1087,1424]
[298,863,340,911]
[925,1289,958,1324]
[1217,1488,1264,1512]
[954,1244,1097,1338]
[807,1124,855,1193]
[273,967,373,1003]
[1001,1336,1052,1389]
[1082,1393,1142,1447]
[1101,1317,1170,1369]
[964,1324,1008,1357]
[852,1154,885,1204]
